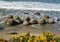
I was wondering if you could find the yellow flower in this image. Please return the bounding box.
[33,39,37,42]
[28,37,31,40]
[50,40,56,42]
[28,40,30,42]
[21,34,26,37]
[53,41,56,42]
[13,34,17,39]
[40,36,46,41]
[20,37,23,40]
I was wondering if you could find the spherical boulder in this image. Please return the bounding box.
[15,20,23,24]
[23,16,30,21]
[23,21,30,26]
[13,16,20,20]
[48,18,55,24]
[37,18,45,25]
[13,16,23,24]
[6,15,13,19]
[44,15,50,19]
[29,18,37,24]
[5,19,14,26]
[15,20,20,23]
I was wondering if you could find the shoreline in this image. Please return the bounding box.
[0,7,60,11]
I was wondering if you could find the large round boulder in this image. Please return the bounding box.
[29,18,37,24]
[37,18,45,25]
[48,18,55,24]
[23,21,30,26]
[5,19,15,26]
[15,20,23,24]
[44,15,50,19]
[13,16,23,24]
[23,16,30,21]
[13,16,20,20]
[6,15,13,19]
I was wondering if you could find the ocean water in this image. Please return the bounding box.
[0,0,60,10]
[2,0,60,3]
[0,0,60,18]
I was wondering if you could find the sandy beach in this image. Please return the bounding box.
[0,21,60,40]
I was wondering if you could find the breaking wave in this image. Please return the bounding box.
[0,1,60,11]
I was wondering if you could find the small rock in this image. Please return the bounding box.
[0,27,4,30]
[34,12,40,16]
[57,19,60,21]
[24,12,29,14]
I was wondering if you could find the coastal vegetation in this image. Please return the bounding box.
[0,31,60,42]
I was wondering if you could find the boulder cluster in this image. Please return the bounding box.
[5,15,23,26]
[5,13,56,26]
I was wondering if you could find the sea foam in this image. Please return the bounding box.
[0,1,60,11]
